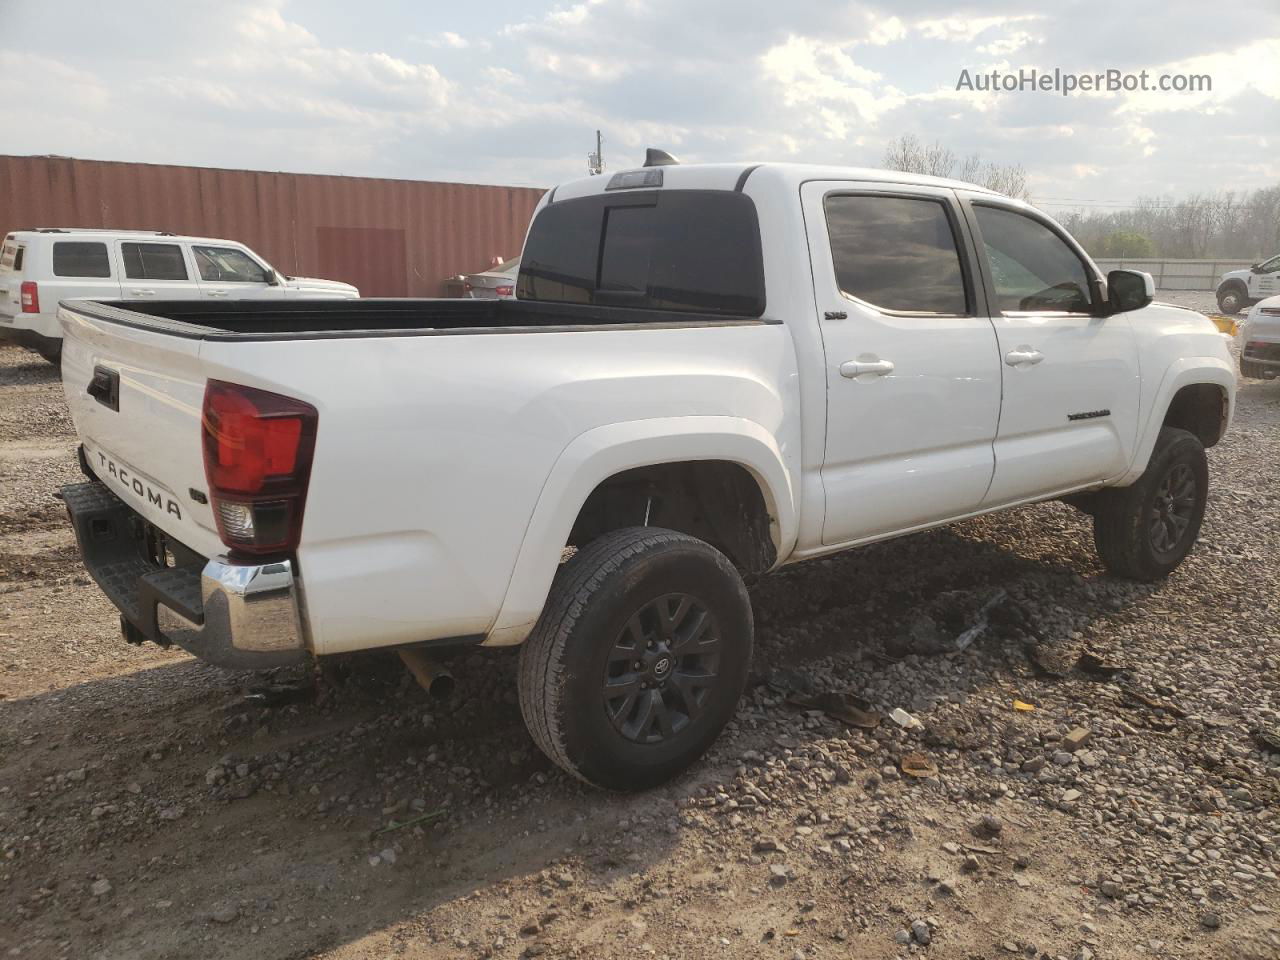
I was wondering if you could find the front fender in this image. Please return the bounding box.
[485,416,797,646]
[1117,356,1235,485]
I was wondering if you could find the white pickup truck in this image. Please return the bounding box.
[1216,254,1280,315]
[56,160,1235,790]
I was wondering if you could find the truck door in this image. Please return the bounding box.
[958,193,1141,504]
[117,241,202,302]
[801,181,1002,545]
[1252,255,1280,298]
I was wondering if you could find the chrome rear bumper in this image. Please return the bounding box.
[63,481,309,670]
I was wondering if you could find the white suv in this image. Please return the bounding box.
[0,229,359,363]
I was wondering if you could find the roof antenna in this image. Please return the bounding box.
[644,148,680,167]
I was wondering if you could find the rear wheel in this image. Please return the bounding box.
[518,527,752,790]
[1092,427,1208,581]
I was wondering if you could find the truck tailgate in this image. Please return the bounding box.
[60,303,225,559]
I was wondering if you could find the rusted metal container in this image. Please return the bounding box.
[0,155,545,296]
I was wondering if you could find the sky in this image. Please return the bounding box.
[2,0,1278,209]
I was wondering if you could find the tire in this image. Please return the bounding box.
[1216,285,1246,315]
[1092,427,1208,581]
[1241,358,1271,380]
[518,527,753,791]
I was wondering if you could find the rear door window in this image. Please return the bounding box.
[0,241,17,271]
[518,190,765,316]
[824,195,970,315]
[122,242,189,281]
[53,241,112,278]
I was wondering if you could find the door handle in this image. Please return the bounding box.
[206,291,229,298]
[1005,348,1044,366]
[840,358,895,378]
[129,288,155,296]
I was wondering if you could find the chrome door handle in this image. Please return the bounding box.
[840,358,895,378]
[1005,348,1044,366]
[207,291,229,298]
[129,288,155,296]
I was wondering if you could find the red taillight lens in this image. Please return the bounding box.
[20,281,39,313]
[201,380,317,555]
[494,285,514,297]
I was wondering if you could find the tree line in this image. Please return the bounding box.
[881,135,1280,261]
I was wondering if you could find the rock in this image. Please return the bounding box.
[67,768,87,782]
[961,855,981,874]
[1200,912,1221,930]
[1099,880,1123,898]
[768,864,791,887]
[1061,789,1083,804]
[210,903,239,924]
[972,814,1003,838]
[893,929,911,945]
[158,805,184,821]
[1063,727,1093,752]
[206,766,226,785]
[90,879,112,897]
[1021,757,1046,774]
[235,762,251,778]
[911,919,932,946]
[380,847,397,865]
[754,837,785,853]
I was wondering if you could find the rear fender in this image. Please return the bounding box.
[485,416,796,646]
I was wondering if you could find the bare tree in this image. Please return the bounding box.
[883,135,1030,200]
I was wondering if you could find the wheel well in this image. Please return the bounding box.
[1163,383,1228,448]
[1217,280,1247,298]
[568,461,777,575]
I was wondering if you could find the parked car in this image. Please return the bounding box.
[0,228,358,364]
[1216,254,1280,314]
[55,159,1234,790]
[1241,294,1280,380]
[463,257,519,299]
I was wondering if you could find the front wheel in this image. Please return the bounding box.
[518,527,753,790]
[1092,427,1208,581]
[1216,286,1245,315]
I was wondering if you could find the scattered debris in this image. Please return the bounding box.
[242,681,314,708]
[1062,727,1093,752]
[1077,649,1128,677]
[900,752,939,778]
[1012,699,1036,712]
[785,690,880,729]
[374,806,448,836]
[893,589,1009,656]
[971,815,1003,839]
[889,708,923,731]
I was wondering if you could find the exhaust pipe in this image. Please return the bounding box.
[398,648,455,700]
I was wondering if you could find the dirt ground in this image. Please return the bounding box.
[1,293,1277,960]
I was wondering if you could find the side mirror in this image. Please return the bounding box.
[267,269,282,286]
[1102,269,1154,316]
[1250,263,1262,272]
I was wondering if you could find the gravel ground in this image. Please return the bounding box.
[1,292,1277,960]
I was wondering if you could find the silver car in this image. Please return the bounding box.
[463,258,519,299]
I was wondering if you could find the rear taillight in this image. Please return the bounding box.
[20,281,39,313]
[494,285,514,297]
[201,380,317,556]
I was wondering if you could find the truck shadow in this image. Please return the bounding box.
[0,500,1197,959]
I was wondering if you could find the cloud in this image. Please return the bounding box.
[0,0,1274,201]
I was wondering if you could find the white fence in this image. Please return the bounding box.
[1092,258,1252,292]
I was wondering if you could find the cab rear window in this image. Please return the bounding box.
[53,241,112,278]
[517,190,765,316]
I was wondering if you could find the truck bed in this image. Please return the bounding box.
[62,297,767,341]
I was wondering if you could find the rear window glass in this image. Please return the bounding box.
[0,242,17,271]
[53,241,112,278]
[517,190,765,316]
[825,195,969,315]
[122,242,189,281]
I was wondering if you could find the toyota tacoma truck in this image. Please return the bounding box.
[56,159,1235,790]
